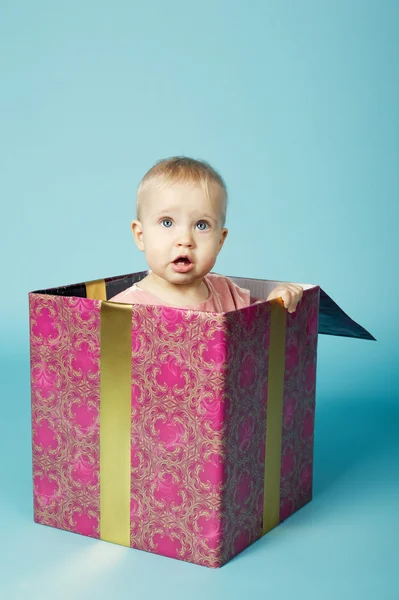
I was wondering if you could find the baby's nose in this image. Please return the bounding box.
[177,230,194,245]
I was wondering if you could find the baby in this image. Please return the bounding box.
[109,157,303,312]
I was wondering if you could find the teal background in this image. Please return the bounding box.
[1,1,398,598]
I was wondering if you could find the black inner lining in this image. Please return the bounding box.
[31,272,375,341]
[32,270,148,300]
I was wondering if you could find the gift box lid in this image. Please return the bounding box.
[227,275,375,341]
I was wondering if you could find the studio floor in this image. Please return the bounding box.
[1,349,397,600]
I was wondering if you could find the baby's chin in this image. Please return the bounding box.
[150,265,211,284]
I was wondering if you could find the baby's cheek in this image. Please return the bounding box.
[147,243,165,260]
[202,254,218,273]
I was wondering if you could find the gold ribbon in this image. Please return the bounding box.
[85,279,107,301]
[99,301,132,547]
[95,286,284,544]
[262,300,287,535]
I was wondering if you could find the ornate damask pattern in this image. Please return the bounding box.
[280,287,319,521]
[30,294,102,539]
[127,305,229,567]
[29,288,320,568]
[221,303,270,564]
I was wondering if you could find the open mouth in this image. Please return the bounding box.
[173,257,192,265]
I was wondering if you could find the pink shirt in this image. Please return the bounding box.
[108,272,261,312]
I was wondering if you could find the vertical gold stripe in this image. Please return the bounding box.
[85,279,107,301]
[262,301,287,535]
[100,301,132,547]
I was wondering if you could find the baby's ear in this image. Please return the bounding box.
[218,228,228,251]
[131,220,145,251]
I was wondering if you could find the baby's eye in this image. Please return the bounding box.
[161,218,173,228]
[196,221,210,231]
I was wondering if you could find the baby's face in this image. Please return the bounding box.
[132,183,228,286]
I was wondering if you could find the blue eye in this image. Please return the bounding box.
[161,219,173,228]
[196,221,209,231]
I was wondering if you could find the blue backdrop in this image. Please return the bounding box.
[1,1,398,598]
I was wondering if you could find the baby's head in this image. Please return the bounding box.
[131,157,229,286]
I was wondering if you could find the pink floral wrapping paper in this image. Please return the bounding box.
[30,297,101,538]
[29,286,319,568]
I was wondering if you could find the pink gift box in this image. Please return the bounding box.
[29,270,374,568]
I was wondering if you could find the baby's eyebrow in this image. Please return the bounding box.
[155,213,216,223]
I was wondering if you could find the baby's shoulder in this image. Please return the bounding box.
[109,283,144,302]
[206,272,243,292]
[206,272,252,309]
[206,272,232,286]
[206,272,251,298]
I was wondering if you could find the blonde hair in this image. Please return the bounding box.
[136,156,228,227]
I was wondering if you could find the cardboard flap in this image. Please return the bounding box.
[30,271,375,341]
[319,289,375,340]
